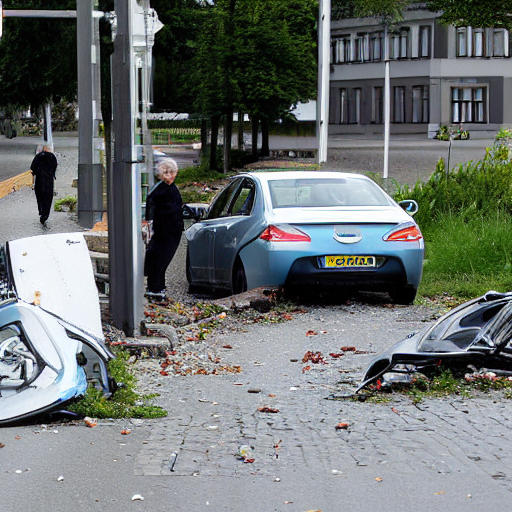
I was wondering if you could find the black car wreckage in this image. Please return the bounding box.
[358,291,512,392]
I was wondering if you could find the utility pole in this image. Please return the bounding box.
[77,0,104,228]
[317,0,331,165]
[109,0,143,336]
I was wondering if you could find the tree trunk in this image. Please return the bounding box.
[238,110,244,149]
[251,116,259,160]
[210,114,220,171]
[201,118,208,155]
[261,118,270,157]
[223,109,233,173]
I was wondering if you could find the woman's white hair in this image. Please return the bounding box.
[155,157,178,178]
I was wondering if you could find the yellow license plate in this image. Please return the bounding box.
[325,255,375,268]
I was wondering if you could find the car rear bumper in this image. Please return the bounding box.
[284,255,411,290]
[240,238,423,290]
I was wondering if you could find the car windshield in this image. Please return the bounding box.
[268,177,392,208]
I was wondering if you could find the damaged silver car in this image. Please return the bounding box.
[0,232,114,425]
[358,290,512,392]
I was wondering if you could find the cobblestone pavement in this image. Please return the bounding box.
[2,133,512,511]
[128,301,512,510]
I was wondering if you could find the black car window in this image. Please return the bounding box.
[207,179,242,219]
[231,179,256,216]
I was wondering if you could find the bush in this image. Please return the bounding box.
[69,348,167,419]
[54,196,77,212]
[395,155,512,231]
[391,140,512,298]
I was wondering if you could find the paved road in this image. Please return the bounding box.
[2,132,512,511]
[2,302,512,511]
[0,132,495,188]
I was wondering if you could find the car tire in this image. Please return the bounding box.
[390,285,417,305]
[232,259,247,295]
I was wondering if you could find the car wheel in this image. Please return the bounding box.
[390,285,417,305]
[232,259,247,295]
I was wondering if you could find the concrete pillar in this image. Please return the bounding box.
[109,0,144,336]
[77,0,104,228]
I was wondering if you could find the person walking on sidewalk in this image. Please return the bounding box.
[144,158,184,299]
[30,145,57,224]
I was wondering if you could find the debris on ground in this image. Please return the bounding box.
[84,417,98,428]
[302,351,325,364]
[258,406,280,413]
[236,445,255,463]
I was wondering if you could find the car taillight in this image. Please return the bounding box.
[384,224,423,242]
[259,224,311,242]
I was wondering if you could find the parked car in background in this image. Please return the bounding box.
[185,171,424,303]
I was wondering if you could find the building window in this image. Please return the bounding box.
[412,86,429,123]
[371,32,382,61]
[331,35,351,64]
[492,29,506,56]
[452,87,486,123]
[351,89,362,124]
[340,89,349,124]
[390,28,409,59]
[400,29,409,58]
[363,34,371,61]
[372,87,383,124]
[457,27,468,56]
[355,34,364,62]
[390,33,400,59]
[394,87,406,123]
[473,29,484,57]
[419,26,430,57]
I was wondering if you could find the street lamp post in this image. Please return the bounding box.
[383,26,390,181]
[317,0,330,165]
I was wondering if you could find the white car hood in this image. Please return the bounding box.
[268,206,413,225]
[7,232,103,340]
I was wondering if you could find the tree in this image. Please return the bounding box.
[233,0,317,158]
[149,0,206,113]
[190,0,317,170]
[332,0,411,22]
[0,0,77,113]
[427,0,512,28]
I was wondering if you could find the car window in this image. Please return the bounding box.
[231,179,255,216]
[207,179,242,219]
[268,178,392,208]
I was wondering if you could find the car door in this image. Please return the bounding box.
[211,178,257,286]
[186,179,243,285]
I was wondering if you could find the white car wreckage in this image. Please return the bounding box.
[0,232,114,426]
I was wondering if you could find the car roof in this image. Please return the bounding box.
[237,170,372,184]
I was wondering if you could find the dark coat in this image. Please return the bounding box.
[145,181,184,235]
[30,151,57,181]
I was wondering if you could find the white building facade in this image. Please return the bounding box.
[329,5,512,137]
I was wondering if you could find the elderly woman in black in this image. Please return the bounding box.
[144,158,184,299]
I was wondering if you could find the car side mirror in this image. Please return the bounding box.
[182,203,209,222]
[398,199,419,216]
